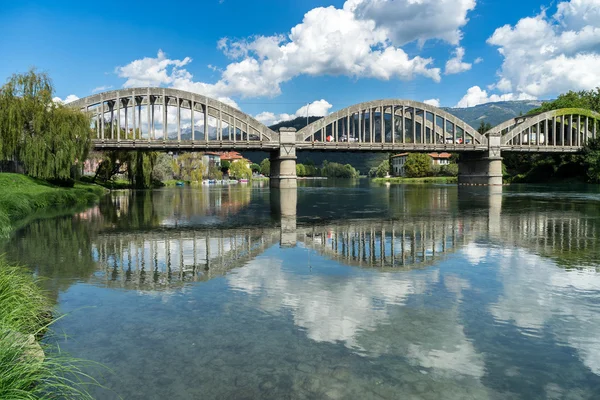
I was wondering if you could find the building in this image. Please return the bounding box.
[202,152,221,169]
[218,151,252,166]
[428,153,452,166]
[390,152,453,176]
[391,153,409,176]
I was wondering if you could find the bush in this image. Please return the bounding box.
[404,154,432,178]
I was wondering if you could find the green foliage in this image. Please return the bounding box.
[478,121,492,134]
[0,69,92,180]
[250,163,260,173]
[375,159,390,178]
[220,160,231,174]
[296,163,318,177]
[229,161,252,179]
[207,165,223,180]
[440,163,459,177]
[530,89,600,114]
[259,159,270,176]
[583,137,600,183]
[0,173,105,237]
[404,153,432,178]
[321,161,359,178]
[152,153,175,182]
[0,260,97,399]
[172,153,206,182]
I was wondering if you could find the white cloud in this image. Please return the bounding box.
[350,0,477,46]
[52,94,80,104]
[424,98,441,107]
[91,85,113,93]
[445,47,472,75]
[255,100,333,126]
[487,0,600,98]
[116,0,465,103]
[474,57,483,64]
[455,86,535,108]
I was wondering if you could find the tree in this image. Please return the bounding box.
[152,153,175,182]
[583,137,600,183]
[478,121,492,135]
[0,69,92,180]
[250,163,260,173]
[321,162,359,178]
[172,153,206,182]
[296,164,306,177]
[220,160,231,174]
[404,153,431,178]
[229,161,252,179]
[259,158,270,176]
[375,159,390,177]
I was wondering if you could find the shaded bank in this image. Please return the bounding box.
[0,173,106,237]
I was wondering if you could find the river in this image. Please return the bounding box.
[3,181,600,399]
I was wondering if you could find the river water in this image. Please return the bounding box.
[3,181,600,399]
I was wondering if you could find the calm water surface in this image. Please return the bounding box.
[3,181,600,399]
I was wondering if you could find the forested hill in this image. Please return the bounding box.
[243,100,545,173]
[443,100,543,127]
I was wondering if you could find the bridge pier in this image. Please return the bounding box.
[458,132,503,185]
[270,188,298,248]
[270,127,297,189]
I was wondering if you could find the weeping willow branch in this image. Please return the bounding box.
[0,69,92,180]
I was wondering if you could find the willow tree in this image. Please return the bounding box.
[0,69,92,180]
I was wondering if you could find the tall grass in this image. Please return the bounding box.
[0,262,97,399]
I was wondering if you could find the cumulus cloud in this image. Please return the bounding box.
[445,47,472,74]
[350,0,477,46]
[255,100,333,126]
[455,86,536,108]
[424,98,441,107]
[52,94,80,104]
[487,0,600,98]
[114,0,479,103]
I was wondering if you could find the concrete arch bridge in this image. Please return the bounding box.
[71,89,600,186]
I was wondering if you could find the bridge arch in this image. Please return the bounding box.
[69,87,277,143]
[486,108,600,149]
[296,99,487,147]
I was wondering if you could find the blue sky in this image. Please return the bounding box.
[2,0,599,125]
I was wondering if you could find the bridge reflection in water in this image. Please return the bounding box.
[92,228,279,290]
[78,186,600,291]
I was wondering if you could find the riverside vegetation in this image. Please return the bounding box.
[0,70,104,398]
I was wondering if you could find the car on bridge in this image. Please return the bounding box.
[340,135,359,142]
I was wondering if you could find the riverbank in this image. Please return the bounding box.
[373,176,458,184]
[0,173,106,237]
[0,260,94,399]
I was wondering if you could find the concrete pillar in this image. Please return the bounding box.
[458,132,503,185]
[270,127,297,189]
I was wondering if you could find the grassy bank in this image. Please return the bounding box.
[0,261,94,399]
[373,176,458,184]
[0,173,106,237]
